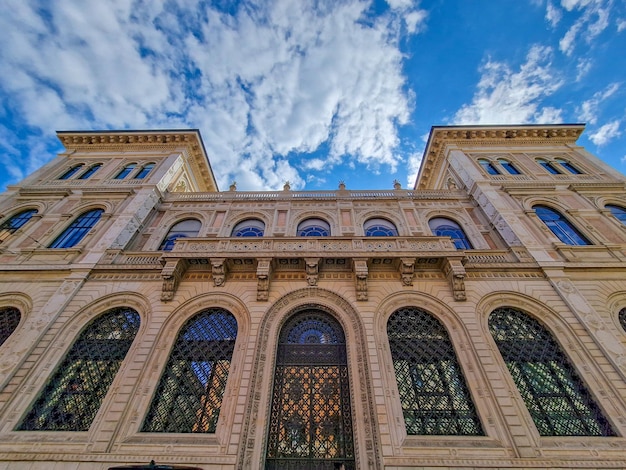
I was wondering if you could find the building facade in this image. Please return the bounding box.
[0,124,625,469]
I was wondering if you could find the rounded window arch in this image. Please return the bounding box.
[134,162,155,180]
[619,307,626,333]
[58,164,84,180]
[49,208,104,248]
[0,307,21,347]
[555,158,582,174]
[364,217,398,236]
[428,217,473,249]
[497,159,522,175]
[533,205,590,245]
[606,204,626,225]
[159,218,202,251]
[231,218,265,237]
[537,158,561,175]
[477,158,500,175]
[0,208,38,243]
[114,163,137,180]
[78,163,102,180]
[297,218,330,237]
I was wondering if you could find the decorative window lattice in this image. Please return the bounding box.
[0,307,21,347]
[266,310,355,470]
[142,308,237,433]
[489,307,614,436]
[620,308,626,333]
[18,307,140,431]
[387,307,484,436]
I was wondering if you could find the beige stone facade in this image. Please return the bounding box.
[0,124,625,469]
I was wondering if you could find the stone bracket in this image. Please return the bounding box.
[353,258,369,301]
[443,258,466,301]
[399,258,415,286]
[304,257,321,286]
[256,258,272,301]
[160,259,189,302]
[211,258,228,287]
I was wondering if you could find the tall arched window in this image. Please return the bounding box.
[555,158,582,174]
[607,205,626,225]
[488,307,614,436]
[114,163,136,180]
[0,307,21,347]
[159,218,202,251]
[537,159,561,175]
[364,218,398,236]
[266,309,354,469]
[231,218,265,237]
[498,159,522,175]
[78,163,102,180]
[0,209,37,243]
[58,164,84,180]
[478,159,500,175]
[297,218,330,237]
[18,307,140,431]
[134,163,155,180]
[49,208,104,249]
[619,308,626,333]
[428,217,473,249]
[534,205,590,245]
[387,307,483,435]
[142,308,237,433]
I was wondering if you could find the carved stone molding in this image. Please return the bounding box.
[160,259,188,301]
[443,258,467,301]
[353,258,369,301]
[304,257,320,286]
[256,258,272,301]
[211,258,227,287]
[399,257,415,286]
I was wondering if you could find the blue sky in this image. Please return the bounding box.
[0,0,625,192]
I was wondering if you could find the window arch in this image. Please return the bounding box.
[231,218,265,237]
[537,159,561,175]
[488,307,614,436]
[619,308,626,333]
[114,163,136,180]
[428,217,473,249]
[18,307,140,431]
[0,307,21,347]
[78,163,102,180]
[387,307,483,435]
[533,205,590,245]
[498,159,522,175]
[142,308,237,433]
[58,164,84,180]
[159,218,202,251]
[297,218,330,237]
[0,209,38,243]
[555,158,582,174]
[607,204,626,225]
[49,208,104,249]
[134,163,155,180]
[364,218,398,236]
[478,159,500,175]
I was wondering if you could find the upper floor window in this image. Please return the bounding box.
[478,159,500,175]
[78,163,102,180]
[297,218,330,237]
[619,308,626,333]
[537,159,561,175]
[49,208,104,249]
[0,209,38,243]
[159,218,202,251]
[114,163,136,180]
[428,217,473,249]
[134,163,155,180]
[534,205,590,246]
[364,218,398,236]
[555,158,583,174]
[606,205,626,225]
[58,164,84,180]
[498,159,522,175]
[0,307,21,348]
[232,219,265,237]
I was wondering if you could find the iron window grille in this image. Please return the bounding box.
[0,209,37,244]
[142,308,237,433]
[18,307,140,431]
[387,307,484,435]
[49,208,104,248]
[0,307,21,348]
[619,308,626,333]
[489,307,614,436]
[534,205,591,246]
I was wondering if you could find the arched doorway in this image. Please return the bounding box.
[265,309,355,469]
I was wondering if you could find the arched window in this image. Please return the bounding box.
[49,208,104,249]
[58,164,84,180]
[555,158,582,174]
[134,163,155,180]
[607,205,626,225]
[0,209,37,243]
[18,307,140,431]
[266,310,354,469]
[78,163,102,180]
[478,159,500,175]
[428,217,472,249]
[537,159,561,175]
[114,163,136,180]
[142,308,237,433]
[297,218,330,237]
[364,218,398,236]
[231,218,265,237]
[619,308,626,333]
[387,307,483,435]
[159,218,202,251]
[534,205,590,245]
[0,307,21,347]
[488,307,614,436]
[498,159,522,175]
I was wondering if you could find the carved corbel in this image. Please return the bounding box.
[210,258,228,287]
[304,257,321,286]
[443,258,466,301]
[399,258,415,286]
[256,258,272,301]
[160,259,189,301]
[353,258,369,301]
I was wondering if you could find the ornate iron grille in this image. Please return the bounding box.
[619,308,626,333]
[18,307,140,431]
[266,310,355,470]
[142,308,237,433]
[0,307,20,347]
[387,307,484,435]
[489,307,615,436]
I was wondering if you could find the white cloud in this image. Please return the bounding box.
[575,57,593,81]
[577,82,620,124]
[546,2,563,26]
[588,120,621,145]
[559,0,612,56]
[618,18,626,31]
[453,45,563,125]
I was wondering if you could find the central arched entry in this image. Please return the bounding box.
[265,309,355,469]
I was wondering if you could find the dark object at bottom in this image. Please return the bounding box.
[109,460,203,470]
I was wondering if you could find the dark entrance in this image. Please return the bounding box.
[265,309,355,470]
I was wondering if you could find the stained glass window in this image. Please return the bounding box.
[232,218,265,237]
[387,307,483,435]
[18,307,140,431]
[0,307,21,347]
[428,217,473,249]
[534,205,590,246]
[159,219,202,251]
[142,308,237,433]
[607,205,626,225]
[364,218,398,236]
[489,307,614,436]
[297,218,330,237]
[49,208,104,248]
[0,209,37,243]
